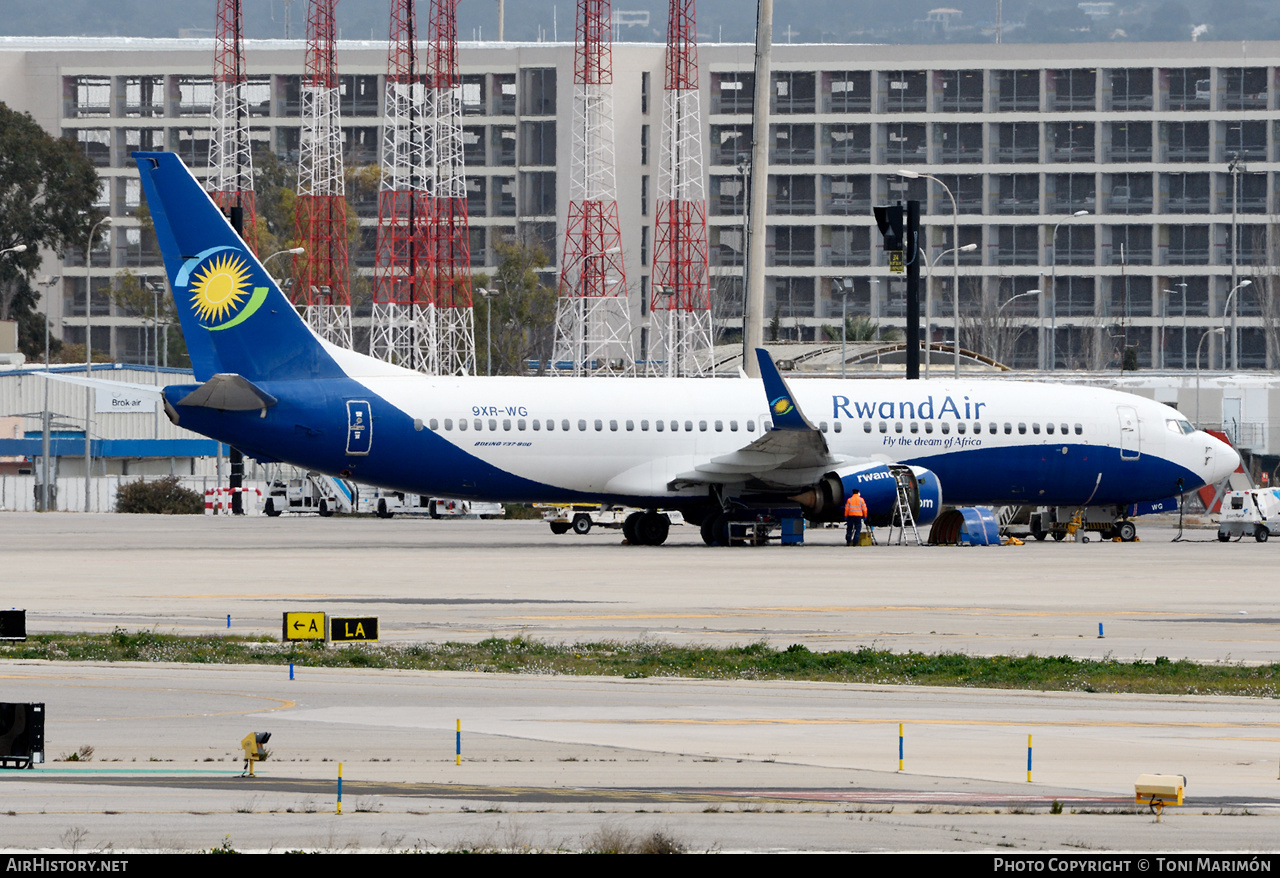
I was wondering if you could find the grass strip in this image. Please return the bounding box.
[4,629,1279,698]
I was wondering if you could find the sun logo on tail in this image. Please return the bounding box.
[190,253,252,325]
[770,396,795,417]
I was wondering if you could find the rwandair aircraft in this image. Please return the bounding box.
[55,152,1240,545]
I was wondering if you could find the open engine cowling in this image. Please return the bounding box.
[793,462,943,527]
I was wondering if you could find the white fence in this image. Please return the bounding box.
[0,475,270,514]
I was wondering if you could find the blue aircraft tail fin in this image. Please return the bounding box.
[133,151,341,383]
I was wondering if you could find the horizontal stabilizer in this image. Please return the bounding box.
[37,372,164,401]
[177,373,278,411]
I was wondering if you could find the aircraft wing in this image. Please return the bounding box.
[671,349,860,488]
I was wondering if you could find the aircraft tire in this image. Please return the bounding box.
[1116,521,1136,542]
[1217,530,1230,542]
[638,512,670,546]
[700,517,717,546]
[428,500,441,520]
[318,498,333,518]
[1032,530,1047,541]
[1256,525,1269,543]
[571,514,592,535]
[263,498,282,518]
[549,521,571,535]
[712,511,734,546]
[376,499,393,519]
[623,512,643,544]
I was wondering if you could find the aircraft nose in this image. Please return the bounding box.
[1203,434,1240,486]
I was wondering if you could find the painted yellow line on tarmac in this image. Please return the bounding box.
[569,717,1280,730]
[753,606,1202,618]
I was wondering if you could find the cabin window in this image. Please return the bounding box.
[640,419,649,430]
[878,421,887,433]
[820,421,828,433]
[1004,423,1012,434]
[940,422,950,434]
[864,421,873,433]
[656,420,665,432]
[715,420,723,432]
[561,419,570,431]
[699,420,707,431]
[500,419,510,431]
[1032,423,1040,434]
[517,419,526,430]
[609,419,618,431]
[747,420,756,432]
[429,418,439,430]
[909,422,918,434]
[1061,423,1069,435]
[1074,423,1083,434]
[685,420,694,431]
[595,419,604,431]
[1045,423,1054,435]
[973,422,982,434]
[730,420,739,431]
[578,419,587,431]
[764,421,773,431]
[895,422,903,433]
[989,423,997,434]
[545,419,554,431]
[924,421,933,434]
[532,419,540,431]
[1018,423,1027,434]
[626,420,634,431]
[444,418,453,430]
[475,419,484,430]
[459,419,468,431]
[957,422,966,435]
[489,419,498,431]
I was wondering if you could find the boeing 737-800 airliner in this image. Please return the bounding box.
[59,152,1239,545]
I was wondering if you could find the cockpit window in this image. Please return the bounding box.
[1167,418,1195,435]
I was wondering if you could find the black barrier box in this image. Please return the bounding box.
[0,609,25,641]
[0,703,45,769]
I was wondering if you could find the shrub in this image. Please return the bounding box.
[115,476,204,515]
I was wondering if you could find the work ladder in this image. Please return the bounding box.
[886,470,924,546]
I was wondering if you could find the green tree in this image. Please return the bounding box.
[0,102,100,358]
[472,234,558,375]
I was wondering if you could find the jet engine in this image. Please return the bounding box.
[791,462,943,527]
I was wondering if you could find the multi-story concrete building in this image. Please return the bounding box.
[2,36,1279,372]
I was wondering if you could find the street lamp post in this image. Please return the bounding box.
[263,246,305,282]
[1048,210,1089,371]
[895,169,962,377]
[919,243,977,379]
[1160,286,1187,371]
[475,287,503,376]
[995,289,1041,366]
[1196,327,1225,427]
[1228,154,1243,370]
[1222,279,1252,372]
[37,275,58,512]
[83,216,112,514]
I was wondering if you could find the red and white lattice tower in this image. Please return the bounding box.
[293,0,353,349]
[651,0,711,376]
[209,0,257,251]
[553,0,633,376]
[370,0,434,371]
[428,0,476,376]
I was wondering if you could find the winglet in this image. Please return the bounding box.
[755,348,815,432]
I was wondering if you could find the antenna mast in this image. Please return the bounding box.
[553,0,633,376]
[651,0,711,376]
[209,0,257,251]
[294,0,353,349]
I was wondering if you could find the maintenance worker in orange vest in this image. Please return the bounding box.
[844,488,868,546]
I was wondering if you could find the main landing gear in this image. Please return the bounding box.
[624,510,671,546]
